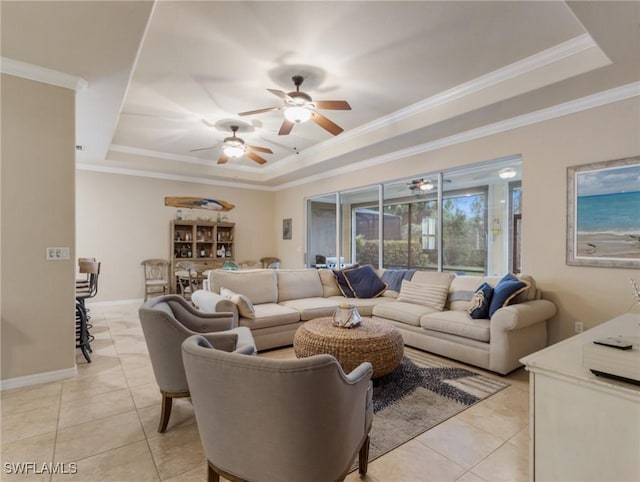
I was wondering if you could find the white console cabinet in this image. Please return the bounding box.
[520,313,640,482]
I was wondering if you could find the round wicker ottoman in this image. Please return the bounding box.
[293,317,404,378]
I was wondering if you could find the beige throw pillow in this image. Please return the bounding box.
[397,280,449,311]
[220,287,255,319]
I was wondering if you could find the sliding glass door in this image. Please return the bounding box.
[306,156,521,275]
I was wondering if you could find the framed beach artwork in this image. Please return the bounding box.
[567,156,640,268]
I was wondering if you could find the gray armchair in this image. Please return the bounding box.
[182,335,373,482]
[139,295,256,433]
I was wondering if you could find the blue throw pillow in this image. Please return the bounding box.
[343,265,388,298]
[333,268,356,298]
[488,274,530,318]
[467,282,493,319]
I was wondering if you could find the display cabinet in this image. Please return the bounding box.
[170,220,235,293]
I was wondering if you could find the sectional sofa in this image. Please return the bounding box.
[192,267,556,374]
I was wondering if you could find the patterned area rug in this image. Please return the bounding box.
[355,351,509,469]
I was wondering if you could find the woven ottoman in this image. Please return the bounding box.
[293,317,404,378]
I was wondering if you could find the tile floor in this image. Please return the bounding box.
[1,302,531,481]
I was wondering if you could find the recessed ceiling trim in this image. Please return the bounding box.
[108,144,263,173]
[276,81,639,190]
[363,34,603,127]
[264,33,608,176]
[77,163,274,191]
[85,82,638,188]
[0,57,88,91]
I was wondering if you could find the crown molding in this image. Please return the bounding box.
[267,33,607,174]
[76,162,274,191]
[278,81,640,190]
[0,57,87,91]
[358,34,602,130]
[108,144,263,173]
[84,82,638,189]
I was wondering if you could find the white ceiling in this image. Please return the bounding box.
[1,1,637,189]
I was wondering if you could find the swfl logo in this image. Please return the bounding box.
[3,462,78,475]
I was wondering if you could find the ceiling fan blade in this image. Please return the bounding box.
[311,112,344,136]
[217,153,230,164]
[248,145,273,154]
[267,89,294,103]
[245,150,267,165]
[190,145,218,152]
[238,106,282,116]
[278,119,295,136]
[313,100,352,110]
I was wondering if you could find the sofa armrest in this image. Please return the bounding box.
[192,290,239,326]
[490,299,557,332]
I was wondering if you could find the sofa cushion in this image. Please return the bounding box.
[212,269,277,304]
[343,265,387,298]
[488,273,530,317]
[467,282,493,319]
[220,287,255,319]
[327,295,394,317]
[279,297,340,320]
[421,310,490,342]
[238,303,300,330]
[277,269,323,302]
[318,269,342,297]
[372,300,439,327]
[411,271,455,287]
[397,280,449,311]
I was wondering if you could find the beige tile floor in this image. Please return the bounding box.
[1,303,530,482]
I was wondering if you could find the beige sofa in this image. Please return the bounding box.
[192,268,556,374]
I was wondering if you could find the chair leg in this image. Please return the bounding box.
[358,435,370,476]
[158,391,190,433]
[158,391,173,433]
[208,462,220,482]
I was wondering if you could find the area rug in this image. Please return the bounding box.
[354,351,509,469]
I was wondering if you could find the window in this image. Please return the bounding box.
[306,156,521,275]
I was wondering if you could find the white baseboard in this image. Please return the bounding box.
[87,298,144,307]
[0,366,78,391]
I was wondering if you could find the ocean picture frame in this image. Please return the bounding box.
[567,156,640,268]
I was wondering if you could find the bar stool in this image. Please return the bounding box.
[76,260,100,362]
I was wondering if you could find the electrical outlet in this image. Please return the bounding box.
[574,321,584,334]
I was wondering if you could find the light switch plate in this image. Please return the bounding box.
[46,247,70,260]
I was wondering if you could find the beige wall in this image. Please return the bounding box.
[1,74,76,381]
[76,171,276,301]
[274,97,640,344]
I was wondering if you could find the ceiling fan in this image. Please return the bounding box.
[407,178,451,195]
[190,125,273,165]
[238,75,351,136]
[408,178,435,194]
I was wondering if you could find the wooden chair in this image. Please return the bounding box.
[175,261,199,300]
[260,256,281,269]
[141,259,169,301]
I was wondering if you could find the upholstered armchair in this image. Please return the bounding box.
[182,335,373,482]
[139,295,256,433]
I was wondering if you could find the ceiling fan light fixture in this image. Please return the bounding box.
[420,180,434,191]
[498,167,517,179]
[284,106,312,124]
[223,144,245,158]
